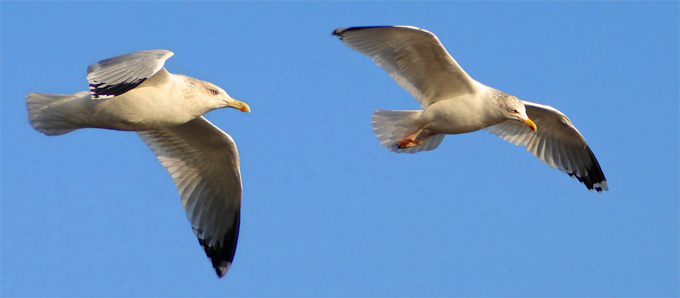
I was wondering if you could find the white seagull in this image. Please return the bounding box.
[333,26,608,192]
[26,49,250,277]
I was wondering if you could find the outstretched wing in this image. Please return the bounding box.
[86,49,174,99]
[137,116,242,278]
[489,101,608,192]
[333,26,480,108]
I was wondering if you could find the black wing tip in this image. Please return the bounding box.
[568,146,608,192]
[332,26,403,37]
[588,178,609,193]
[586,180,608,193]
[569,169,608,192]
[198,235,238,278]
[196,213,240,279]
[214,262,231,278]
[332,27,358,39]
[331,27,346,37]
[88,78,147,99]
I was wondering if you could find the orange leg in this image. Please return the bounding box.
[396,128,433,149]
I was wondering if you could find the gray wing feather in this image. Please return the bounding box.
[86,49,174,99]
[137,116,241,278]
[332,26,479,108]
[488,101,608,192]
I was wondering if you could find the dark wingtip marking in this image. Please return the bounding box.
[332,26,398,38]
[331,28,344,37]
[197,212,240,278]
[89,78,147,99]
[567,146,608,192]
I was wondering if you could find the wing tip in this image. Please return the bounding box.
[592,180,609,193]
[214,262,231,278]
[331,27,348,37]
[584,146,608,193]
[332,25,417,38]
[195,212,240,279]
[332,25,432,39]
[332,26,372,39]
[332,26,379,36]
[571,172,608,193]
[199,236,238,279]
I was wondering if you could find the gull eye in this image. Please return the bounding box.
[511,109,519,114]
[210,89,219,95]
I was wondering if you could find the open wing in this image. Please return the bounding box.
[87,49,174,99]
[137,116,242,278]
[333,26,480,108]
[489,101,608,192]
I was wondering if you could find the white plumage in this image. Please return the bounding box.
[26,49,250,277]
[333,26,607,192]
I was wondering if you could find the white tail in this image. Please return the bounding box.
[26,91,91,136]
[371,109,445,154]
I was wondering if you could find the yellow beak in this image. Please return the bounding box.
[228,99,250,113]
[522,118,537,131]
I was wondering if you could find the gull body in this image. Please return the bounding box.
[84,73,214,130]
[28,51,248,135]
[333,26,607,192]
[418,87,517,135]
[26,49,250,278]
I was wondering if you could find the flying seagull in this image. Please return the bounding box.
[333,26,608,192]
[26,49,250,277]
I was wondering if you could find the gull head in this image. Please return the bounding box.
[199,81,250,113]
[503,96,537,132]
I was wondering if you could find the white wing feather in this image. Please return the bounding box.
[137,116,242,277]
[333,26,480,108]
[87,49,174,99]
[489,101,608,192]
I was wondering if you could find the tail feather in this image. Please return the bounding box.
[26,91,90,136]
[371,109,444,154]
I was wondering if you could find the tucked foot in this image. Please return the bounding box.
[396,138,420,149]
[396,133,435,149]
[395,127,426,149]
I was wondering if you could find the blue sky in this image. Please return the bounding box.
[1,1,678,297]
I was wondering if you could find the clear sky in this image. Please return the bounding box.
[1,1,678,297]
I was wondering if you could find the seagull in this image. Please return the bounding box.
[26,49,250,277]
[333,26,608,192]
